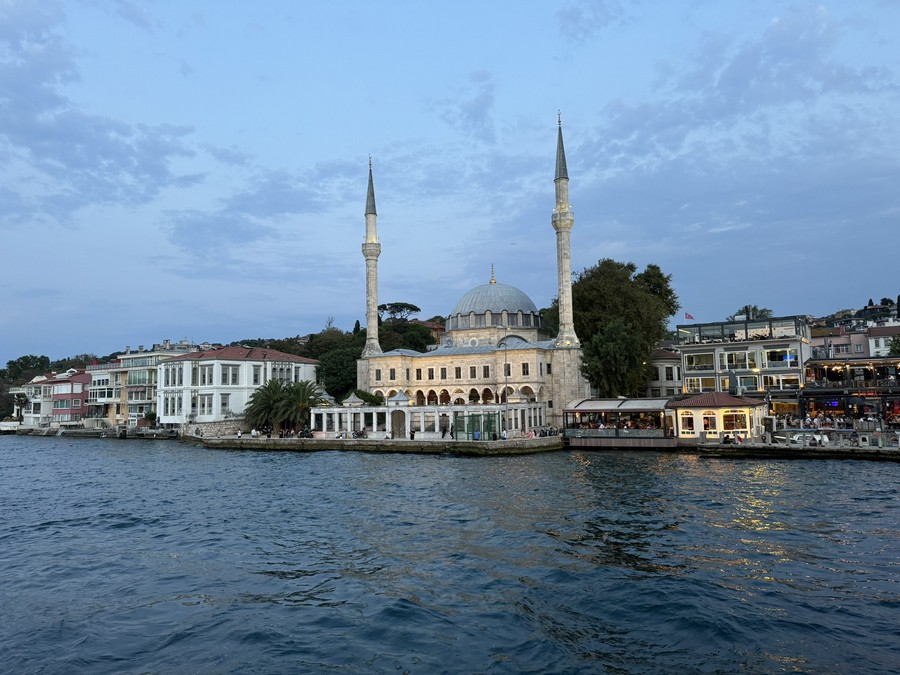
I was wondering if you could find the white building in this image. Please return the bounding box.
[156,345,318,429]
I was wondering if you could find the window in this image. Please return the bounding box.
[73,399,81,408]
[127,370,150,386]
[680,410,695,432]
[722,411,748,432]
[483,365,490,378]
[221,365,239,385]
[702,411,717,431]
[220,393,230,413]
[389,368,396,380]
[199,365,213,385]
[665,366,675,381]
[427,368,434,380]
[455,367,462,379]
[504,363,511,377]
[763,348,798,368]
[836,345,850,354]
[684,377,716,393]
[854,344,863,353]
[375,369,382,381]
[546,363,552,375]
[470,366,477,378]
[440,367,446,379]
[199,394,213,415]
[253,365,261,385]
[685,353,715,371]
[416,369,422,381]
[521,363,529,376]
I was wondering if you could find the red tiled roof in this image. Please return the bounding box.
[165,346,318,364]
[667,392,766,409]
[868,326,900,337]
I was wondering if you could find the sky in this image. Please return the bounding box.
[1,0,899,366]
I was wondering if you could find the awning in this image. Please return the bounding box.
[564,398,670,414]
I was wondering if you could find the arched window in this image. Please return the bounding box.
[680,410,695,433]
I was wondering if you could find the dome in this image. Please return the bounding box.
[451,281,538,316]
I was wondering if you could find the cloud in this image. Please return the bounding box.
[556,0,630,43]
[428,71,497,145]
[112,0,155,31]
[0,1,201,225]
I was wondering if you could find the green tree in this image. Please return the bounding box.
[377,302,421,321]
[244,379,287,431]
[542,259,678,393]
[3,355,50,382]
[727,305,773,321]
[379,320,434,353]
[888,335,900,357]
[13,392,28,422]
[278,380,323,430]
[580,318,650,397]
[317,346,361,400]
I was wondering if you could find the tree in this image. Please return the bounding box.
[244,379,287,431]
[13,393,28,422]
[727,305,773,321]
[3,355,50,382]
[278,381,323,430]
[377,302,421,321]
[888,336,900,358]
[541,259,679,393]
[379,320,434,353]
[581,318,649,397]
[317,346,361,400]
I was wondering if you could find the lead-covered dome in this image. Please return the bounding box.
[451,281,538,316]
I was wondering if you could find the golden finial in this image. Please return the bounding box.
[490,264,496,284]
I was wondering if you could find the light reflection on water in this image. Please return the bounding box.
[1,437,898,673]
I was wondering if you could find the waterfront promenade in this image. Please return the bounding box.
[13,425,900,460]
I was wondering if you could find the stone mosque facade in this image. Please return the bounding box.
[317,121,591,439]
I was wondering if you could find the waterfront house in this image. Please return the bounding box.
[156,345,318,431]
[667,391,768,442]
[10,369,90,428]
[675,315,812,418]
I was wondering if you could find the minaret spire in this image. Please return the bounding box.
[365,155,377,217]
[361,158,382,356]
[552,115,579,348]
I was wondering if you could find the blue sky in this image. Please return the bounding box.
[2,0,899,366]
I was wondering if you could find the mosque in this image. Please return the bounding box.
[313,120,591,439]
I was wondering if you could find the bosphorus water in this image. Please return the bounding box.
[1,436,898,674]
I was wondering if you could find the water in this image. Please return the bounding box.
[1,437,898,674]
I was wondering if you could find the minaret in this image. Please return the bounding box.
[552,114,580,347]
[361,158,382,356]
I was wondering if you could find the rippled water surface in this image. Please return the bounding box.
[1,437,899,674]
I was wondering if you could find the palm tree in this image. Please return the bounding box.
[13,393,28,422]
[244,379,287,432]
[278,380,323,431]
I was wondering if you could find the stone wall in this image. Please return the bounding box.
[188,419,245,438]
